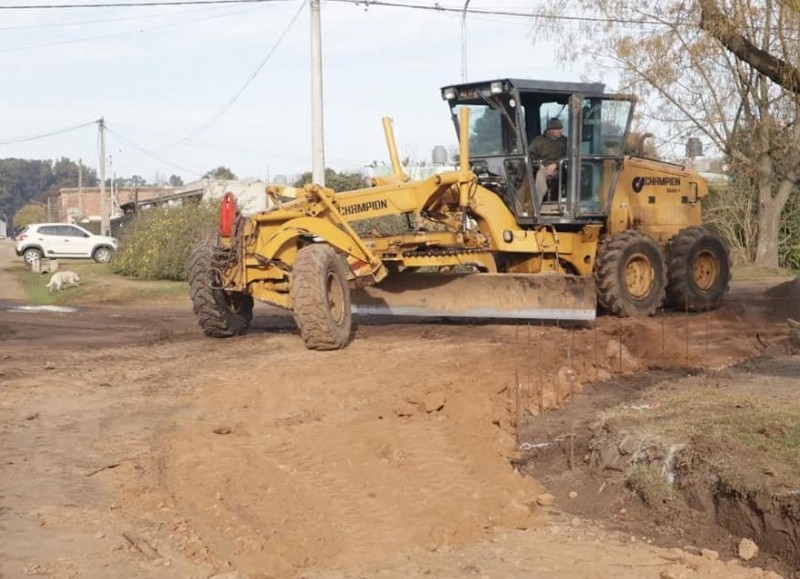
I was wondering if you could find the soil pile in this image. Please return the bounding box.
[764,276,800,320]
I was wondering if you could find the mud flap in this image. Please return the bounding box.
[351,272,597,321]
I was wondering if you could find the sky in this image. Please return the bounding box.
[0,0,608,184]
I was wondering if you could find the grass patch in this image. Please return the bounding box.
[626,465,678,508]
[600,380,800,494]
[8,259,188,306]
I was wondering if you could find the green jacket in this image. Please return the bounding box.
[529,134,567,164]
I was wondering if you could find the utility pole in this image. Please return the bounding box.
[98,118,108,235]
[310,0,326,187]
[78,158,83,219]
[461,0,472,82]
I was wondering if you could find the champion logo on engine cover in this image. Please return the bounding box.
[632,176,681,193]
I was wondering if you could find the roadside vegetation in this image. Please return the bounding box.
[112,202,217,281]
[6,259,186,306]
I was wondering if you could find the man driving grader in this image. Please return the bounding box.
[189,78,729,350]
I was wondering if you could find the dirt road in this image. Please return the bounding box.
[0,241,792,578]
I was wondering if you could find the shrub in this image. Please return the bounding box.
[112,202,217,281]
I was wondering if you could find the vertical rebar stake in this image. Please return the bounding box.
[527,322,531,413]
[685,303,690,365]
[594,323,599,380]
[514,324,520,448]
[569,430,575,472]
[539,320,545,411]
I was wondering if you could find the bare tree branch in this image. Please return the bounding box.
[699,0,800,93]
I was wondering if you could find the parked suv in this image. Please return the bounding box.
[15,223,118,265]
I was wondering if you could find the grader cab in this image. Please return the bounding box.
[189,78,730,350]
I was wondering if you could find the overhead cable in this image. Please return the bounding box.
[0,0,288,9]
[0,5,263,53]
[0,4,242,31]
[0,120,97,145]
[0,0,665,27]
[106,125,204,176]
[161,0,306,147]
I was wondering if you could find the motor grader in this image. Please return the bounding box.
[189,78,729,350]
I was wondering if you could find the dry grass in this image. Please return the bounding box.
[599,376,800,493]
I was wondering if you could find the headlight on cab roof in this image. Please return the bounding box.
[490,81,504,94]
[442,87,457,100]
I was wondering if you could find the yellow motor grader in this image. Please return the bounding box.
[189,78,729,349]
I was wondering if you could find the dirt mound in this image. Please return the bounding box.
[764,276,800,320]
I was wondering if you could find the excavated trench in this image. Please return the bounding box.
[514,361,800,577]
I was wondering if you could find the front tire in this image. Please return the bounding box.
[666,226,730,311]
[189,242,253,338]
[595,230,666,317]
[291,244,352,350]
[22,247,42,265]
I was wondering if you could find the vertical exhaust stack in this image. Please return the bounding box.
[458,107,471,211]
[381,117,405,178]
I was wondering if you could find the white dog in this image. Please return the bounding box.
[46,271,81,293]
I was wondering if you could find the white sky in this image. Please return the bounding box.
[0,0,608,183]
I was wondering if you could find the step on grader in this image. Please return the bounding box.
[189,78,730,350]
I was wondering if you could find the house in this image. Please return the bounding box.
[55,178,273,229]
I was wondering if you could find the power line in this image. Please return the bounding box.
[0,3,244,31]
[0,120,97,146]
[105,125,204,176]
[0,4,265,53]
[0,0,288,9]
[329,0,665,26]
[161,0,306,148]
[0,0,665,27]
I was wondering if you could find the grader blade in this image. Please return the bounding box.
[351,273,597,321]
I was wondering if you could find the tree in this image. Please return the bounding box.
[0,158,98,225]
[13,203,46,230]
[536,0,800,267]
[169,174,184,187]
[292,168,368,192]
[204,166,237,181]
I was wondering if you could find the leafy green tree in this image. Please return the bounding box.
[292,168,368,192]
[470,107,503,156]
[0,157,98,224]
[13,203,46,230]
[204,166,237,180]
[169,174,184,187]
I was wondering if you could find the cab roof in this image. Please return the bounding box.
[443,78,608,97]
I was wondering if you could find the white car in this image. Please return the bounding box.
[15,223,118,265]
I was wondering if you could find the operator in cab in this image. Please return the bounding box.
[529,118,567,205]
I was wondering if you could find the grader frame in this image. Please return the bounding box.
[189,78,730,350]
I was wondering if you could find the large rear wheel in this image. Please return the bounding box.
[291,244,352,350]
[189,242,253,338]
[595,230,666,317]
[666,226,730,311]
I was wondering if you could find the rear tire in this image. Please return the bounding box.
[666,226,730,311]
[595,230,666,317]
[291,244,352,350]
[93,246,114,264]
[189,242,253,338]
